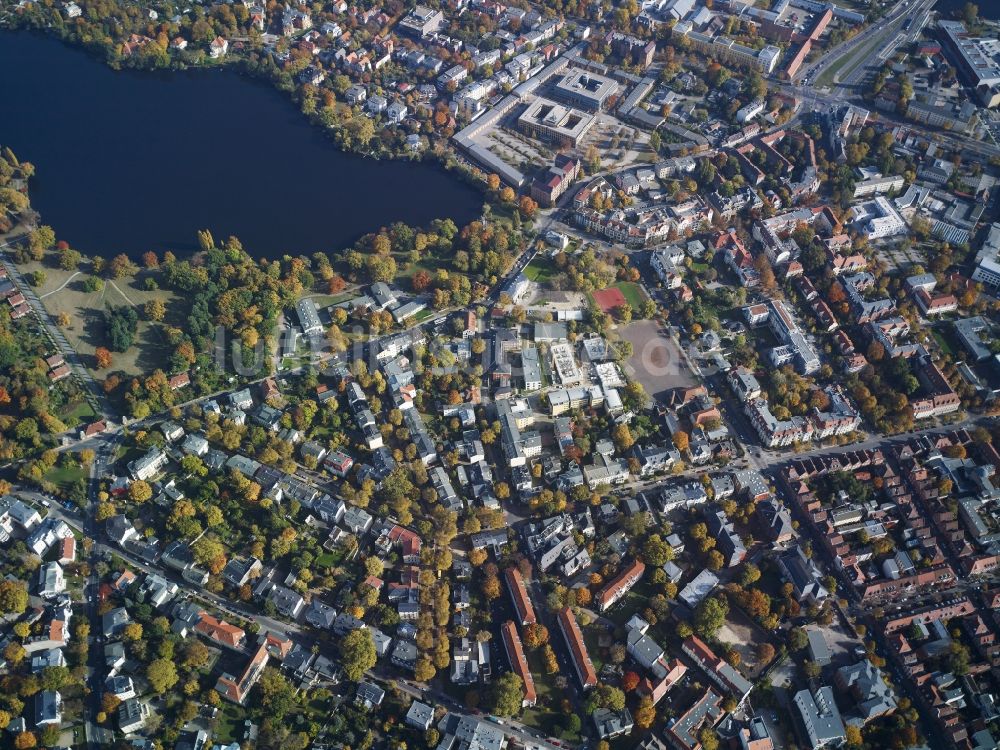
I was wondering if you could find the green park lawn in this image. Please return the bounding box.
[524,257,557,283]
[44,464,87,492]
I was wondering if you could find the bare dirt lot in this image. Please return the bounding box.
[618,319,697,402]
[715,607,775,680]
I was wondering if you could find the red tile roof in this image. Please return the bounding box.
[216,641,269,703]
[558,607,596,688]
[265,632,293,659]
[83,420,107,437]
[501,621,536,706]
[195,614,246,648]
[596,559,645,611]
[48,620,65,643]
[505,568,536,626]
[59,536,76,562]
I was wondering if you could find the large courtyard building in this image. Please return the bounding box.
[939,21,1000,107]
[550,70,619,111]
[517,99,597,148]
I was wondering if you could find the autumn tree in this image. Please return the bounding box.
[739,563,761,587]
[489,672,525,717]
[693,595,729,639]
[0,580,28,614]
[642,534,673,566]
[339,628,377,682]
[522,623,549,649]
[108,253,137,279]
[94,347,113,369]
[673,430,690,452]
[144,299,166,322]
[754,254,776,289]
[3,642,25,665]
[634,695,656,729]
[182,639,210,669]
[844,725,862,747]
[412,270,432,292]
[146,658,179,693]
[612,423,635,451]
[755,642,776,663]
[123,622,143,642]
[327,273,346,293]
[129,480,153,504]
[699,728,719,750]
[482,575,502,600]
[518,196,539,219]
[414,656,436,683]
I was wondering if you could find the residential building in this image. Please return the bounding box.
[971,222,1000,289]
[37,562,65,598]
[501,621,536,706]
[296,297,323,335]
[834,660,897,725]
[939,21,1000,107]
[406,701,435,730]
[592,708,634,739]
[118,698,151,734]
[596,560,645,611]
[505,568,536,625]
[129,447,168,481]
[666,690,724,750]
[793,687,846,749]
[195,614,246,649]
[558,607,597,689]
[35,691,62,727]
[682,636,753,704]
[436,714,507,750]
[216,642,269,704]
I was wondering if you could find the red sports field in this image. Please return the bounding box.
[593,287,626,312]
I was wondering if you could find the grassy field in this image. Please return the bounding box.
[44,464,87,492]
[305,292,355,308]
[59,399,98,428]
[212,702,246,743]
[522,648,579,739]
[932,329,955,358]
[414,308,436,322]
[582,625,606,673]
[612,281,648,309]
[524,256,557,283]
[22,259,179,375]
[315,552,338,568]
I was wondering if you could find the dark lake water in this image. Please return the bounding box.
[0,32,482,259]
[933,0,999,20]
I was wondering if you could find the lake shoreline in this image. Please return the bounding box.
[0,29,485,260]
